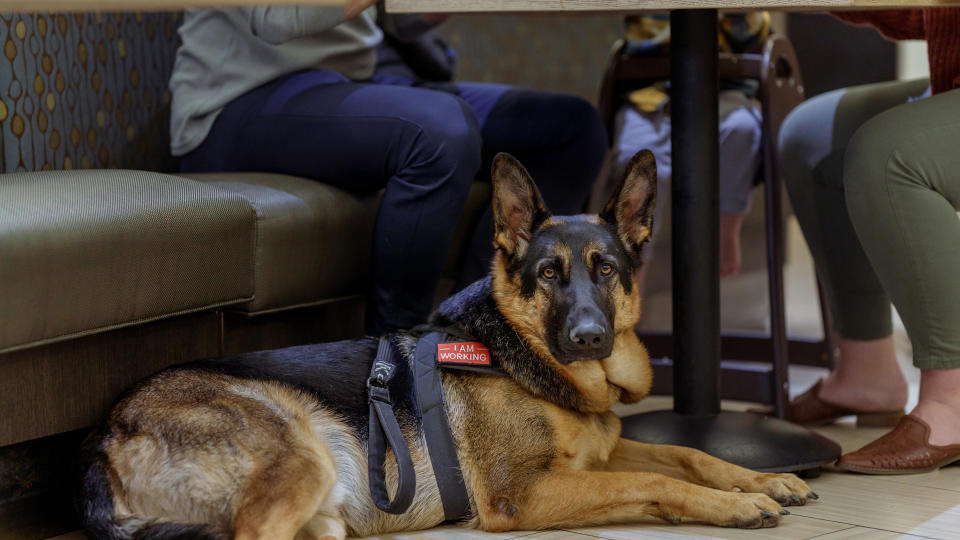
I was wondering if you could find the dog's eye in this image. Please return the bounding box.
[599,262,615,276]
[541,266,556,279]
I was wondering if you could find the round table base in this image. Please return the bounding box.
[620,410,842,473]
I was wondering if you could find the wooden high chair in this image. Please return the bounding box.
[598,34,835,417]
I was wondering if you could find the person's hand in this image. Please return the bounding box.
[345,0,379,19]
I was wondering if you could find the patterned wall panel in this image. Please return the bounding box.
[439,14,623,105]
[0,12,178,174]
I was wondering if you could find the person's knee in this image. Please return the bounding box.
[779,100,821,174]
[843,107,912,196]
[778,91,845,192]
[409,93,482,185]
[720,107,762,149]
[514,91,607,152]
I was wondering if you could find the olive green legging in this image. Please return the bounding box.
[779,78,960,370]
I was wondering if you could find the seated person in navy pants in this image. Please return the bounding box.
[170,3,607,336]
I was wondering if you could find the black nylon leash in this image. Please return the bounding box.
[367,337,417,514]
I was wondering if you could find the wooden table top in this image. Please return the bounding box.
[385,0,959,12]
[9,0,955,12]
[5,0,342,11]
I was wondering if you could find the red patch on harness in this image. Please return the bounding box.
[437,342,491,365]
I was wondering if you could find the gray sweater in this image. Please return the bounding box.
[169,7,382,157]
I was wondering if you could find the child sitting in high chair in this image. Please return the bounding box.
[610,12,770,279]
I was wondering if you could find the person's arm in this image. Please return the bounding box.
[245,1,378,44]
[831,10,925,40]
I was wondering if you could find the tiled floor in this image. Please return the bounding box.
[49,220,960,540]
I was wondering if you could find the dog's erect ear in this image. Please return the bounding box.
[492,153,549,258]
[600,149,657,257]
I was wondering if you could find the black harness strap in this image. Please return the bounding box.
[413,332,471,521]
[366,330,505,520]
[367,337,417,514]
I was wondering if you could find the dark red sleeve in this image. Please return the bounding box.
[830,10,925,40]
[923,8,960,93]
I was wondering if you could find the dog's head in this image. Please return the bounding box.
[490,150,657,411]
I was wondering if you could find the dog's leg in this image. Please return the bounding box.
[477,470,785,531]
[295,513,347,540]
[295,479,347,540]
[233,436,340,540]
[603,438,815,506]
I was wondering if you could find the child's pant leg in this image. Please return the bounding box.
[717,94,762,214]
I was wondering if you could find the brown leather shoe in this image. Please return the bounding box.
[836,414,960,474]
[751,380,904,426]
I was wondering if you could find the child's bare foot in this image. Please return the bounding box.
[719,211,744,278]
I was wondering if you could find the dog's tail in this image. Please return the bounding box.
[77,431,226,540]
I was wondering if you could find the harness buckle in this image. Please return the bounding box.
[368,379,392,404]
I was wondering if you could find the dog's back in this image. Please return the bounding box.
[77,338,450,539]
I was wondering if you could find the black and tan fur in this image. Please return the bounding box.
[78,150,815,540]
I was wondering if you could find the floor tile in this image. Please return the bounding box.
[355,526,538,540]
[570,513,848,539]
[790,472,960,539]
[524,532,603,539]
[808,526,937,540]
[870,469,960,493]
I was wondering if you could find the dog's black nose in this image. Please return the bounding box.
[569,322,606,350]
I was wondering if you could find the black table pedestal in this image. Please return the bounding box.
[621,411,840,474]
[619,9,841,473]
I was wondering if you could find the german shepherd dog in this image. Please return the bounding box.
[78,150,816,540]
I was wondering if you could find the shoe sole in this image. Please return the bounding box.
[835,453,960,475]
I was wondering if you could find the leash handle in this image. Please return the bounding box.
[368,338,417,514]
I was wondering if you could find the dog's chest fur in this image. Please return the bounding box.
[441,372,622,519]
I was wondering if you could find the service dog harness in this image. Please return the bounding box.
[367,330,505,521]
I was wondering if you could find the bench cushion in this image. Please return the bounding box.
[0,170,255,353]
[183,172,379,315]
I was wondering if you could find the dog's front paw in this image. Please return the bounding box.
[735,472,818,507]
[717,492,785,529]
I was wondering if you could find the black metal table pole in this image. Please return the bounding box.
[619,9,841,473]
[669,9,721,417]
